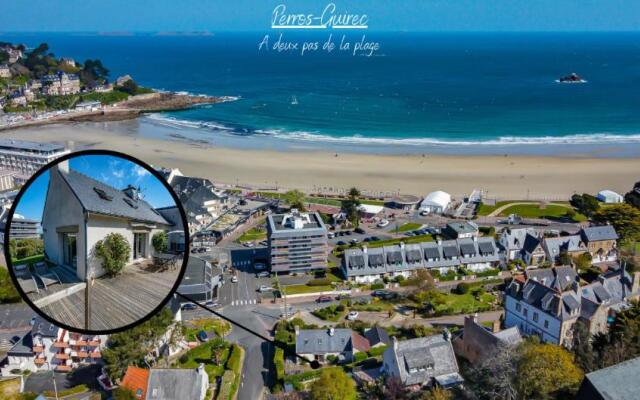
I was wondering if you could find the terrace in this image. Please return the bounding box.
[36,259,181,331]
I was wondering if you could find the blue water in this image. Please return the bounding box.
[4,32,640,147]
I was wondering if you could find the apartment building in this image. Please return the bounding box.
[0,139,69,175]
[267,209,328,273]
[1,317,105,374]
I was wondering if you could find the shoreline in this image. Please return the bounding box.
[2,121,640,200]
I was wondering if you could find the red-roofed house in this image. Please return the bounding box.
[121,366,150,399]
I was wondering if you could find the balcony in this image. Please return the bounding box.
[32,345,44,353]
[71,340,88,347]
[53,341,69,348]
[87,338,101,346]
[34,357,46,365]
[89,351,101,358]
[74,351,89,358]
[55,365,72,372]
[54,353,70,360]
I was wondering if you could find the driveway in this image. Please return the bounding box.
[24,364,103,394]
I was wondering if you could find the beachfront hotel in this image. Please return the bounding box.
[266,209,329,273]
[0,139,70,175]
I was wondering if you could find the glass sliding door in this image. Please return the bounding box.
[62,233,77,268]
[133,233,147,259]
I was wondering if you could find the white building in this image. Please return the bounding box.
[596,190,623,204]
[0,139,70,175]
[0,316,106,375]
[0,64,11,78]
[504,267,639,346]
[42,161,172,280]
[419,190,451,214]
[74,101,102,112]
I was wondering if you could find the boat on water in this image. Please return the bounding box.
[556,73,587,84]
[290,95,298,105]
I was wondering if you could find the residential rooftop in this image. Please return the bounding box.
[0,139,66,153]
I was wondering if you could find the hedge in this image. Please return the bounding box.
[308,277,332,286]
[274,347,285,383]
[370,283,384,290]
[216,370,235,400]
[367,345,387,357]
[43,384,88,397]
[354,352,367,363]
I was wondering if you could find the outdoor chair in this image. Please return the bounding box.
[33,262,61,289]
[14,264,39,294]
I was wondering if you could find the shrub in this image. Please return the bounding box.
[336,304,345,312]
[179,354,189,364]
[455,282,471,294]
[274,347,285,383]
[354,352,367,363]
[308,277,331,286]
[370,283,384,290]
[94,233,131,276]
[367,345,387,357]
[151,231,168,253]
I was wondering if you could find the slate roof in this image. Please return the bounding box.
[577,356,640,400]
[365,326,391,347]
[7,332,34,357]
[499,228,535,251]
[580,225,619,243]
[31,316,58,338]
[343,238,500,277]
[543,235,585,259]
[460,316,522,359]
[522,234,542,254]
[385,335,461,387]
[296,329,353,355]
[146,367,207,400]
[60,169,169,225]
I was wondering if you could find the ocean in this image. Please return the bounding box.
[3,32,640,155]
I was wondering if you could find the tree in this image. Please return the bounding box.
[151,231,168,254]
[421,387,452,400]
[570,193,600,218]
[571,320,598,373]
[81,59,109,84]
[118,79,140,95]
[467,344,519,400]
[573,252,592,271]
[516,342,583,399]
[591,300,640,369]
[283,189,306,211]
[113,387,137,400]
[309,368,356,400]
[624,181,640,209]
[593,203,640,244]
[558,251,572,266]
[341,187,362,227]
[94,233,131,276]
[102,308,174,380]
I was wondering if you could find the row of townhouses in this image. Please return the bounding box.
[342,237,499,283]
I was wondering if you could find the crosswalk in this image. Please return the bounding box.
[230,299,257,306]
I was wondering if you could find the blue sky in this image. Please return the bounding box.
[15,155,175,221]
[0,0,638,32]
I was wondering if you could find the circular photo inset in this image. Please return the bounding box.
[5,150,189,333]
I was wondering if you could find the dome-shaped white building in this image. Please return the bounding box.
[419,190,451,214]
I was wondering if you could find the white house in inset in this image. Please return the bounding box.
[42,161,172,280]
[596,190,623,204]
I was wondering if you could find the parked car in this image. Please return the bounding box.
[197,247,207,253]
[316,295,332,303]
[377,219,390,227]
[354,227,365,234]
[420,210,430,216]
[346,311,359,321]
[256,271,270,278]
[197,330,209,342]
[370,236,381,241]
[231,275,238,283]
[372,289,397,300]
[350,238,359,244]
[243,241,255,248]
[258,285,273,292]
[335,294,352,300]
[182,303,197,311]
[328,232,335,239]
[344,230,353,236]
[190,248,199,254]
[337,240,347,246]
[203,301,220,308]
[363,237,372,242]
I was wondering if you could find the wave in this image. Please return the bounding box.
[144,114,640,146]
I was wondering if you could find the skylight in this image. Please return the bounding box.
[123,197,139,209]
[93,187,113,201]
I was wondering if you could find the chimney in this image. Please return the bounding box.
[197,363,205,374]
[400,242,405,249]
[392,336,398,350]
[437,239,442,246]
[57,159,69,173]
[363,246,368,254]
[329,328,335,337]
[294,325,300,336]
[473,312,478,323]
[632,271,640,295]
[492,320,501,334]
[443,328,451,342]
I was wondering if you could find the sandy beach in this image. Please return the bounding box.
[3,122,640,200]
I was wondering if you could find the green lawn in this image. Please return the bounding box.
[312,304,345,321]
[183,318,231,341]
[334,234,434,255]
[476,200,515,216]
[396,222,422,232]
[236,227,267,243]
[497,203,586,222]
[11,254,45,266]
[282,284,334,295]
[429,290,497,316]
[177,340,230,381]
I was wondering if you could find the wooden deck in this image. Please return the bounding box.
[23,264,82,302]
[36,259,181,331]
